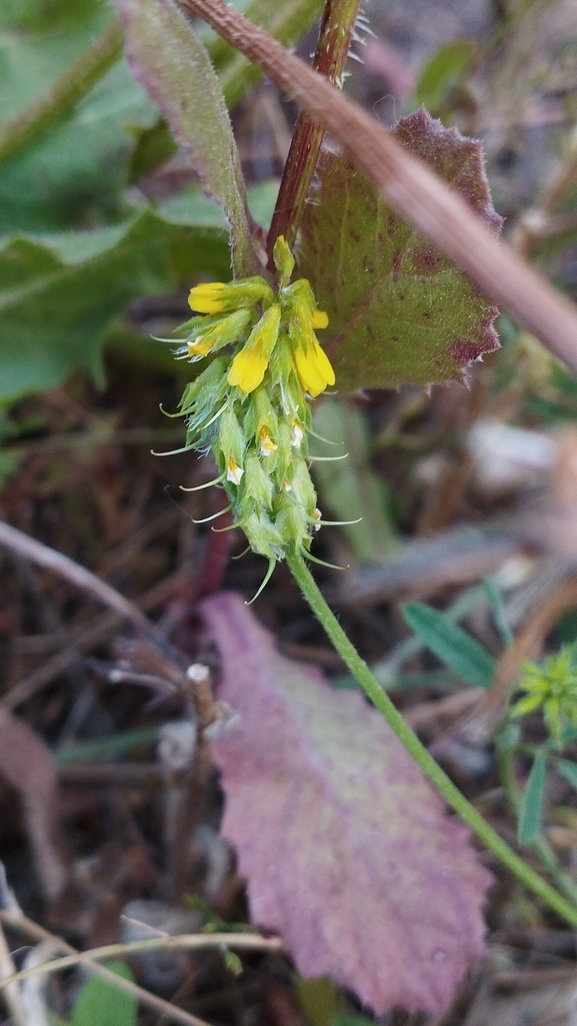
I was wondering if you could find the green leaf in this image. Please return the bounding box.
[70,961,136,1026]
[483,577,514,646]
[0,2,158,232]
[310,398,395,562]
[113,0,260,277]
[129,0,325,179]
[0,205,231,405]
[298,109,502,392]
[416,40,477,115]
[518,750,547,845]
[557,759,577,789]
[402,602,496,688]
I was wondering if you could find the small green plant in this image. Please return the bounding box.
[403,594,577,905]
[511,647,577,745]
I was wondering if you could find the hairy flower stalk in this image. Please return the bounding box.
[167,237,335,586]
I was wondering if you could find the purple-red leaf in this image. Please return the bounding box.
[203,592,492,1015]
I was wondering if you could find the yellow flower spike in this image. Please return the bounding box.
[310,309,329,330]
[226,456,244,485]
[188,282,228,314]
[259,425,278,456]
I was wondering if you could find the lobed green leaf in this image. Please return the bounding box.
[298,109,502,392]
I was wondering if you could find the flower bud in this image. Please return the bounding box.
[218,407,245,471]
[187,309,251,359]
[243,511,285,561]
[227,305,281,393]
[243,454,274,508]
[273,235,295,287]
[188,277,274,314]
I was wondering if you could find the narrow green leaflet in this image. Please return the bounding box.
[298,109,502,392]
[0,204,231,405]
[70,960,136,1026]
[416,40,477,116]
[402,602,496,688]
[483,577,514,646]
[113,0,260,277]
[557,759,577,789]
[518,750,547,845]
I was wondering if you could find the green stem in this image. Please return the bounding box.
[0,21,124,168]
[267,0,361,262]
[286,548,577,927]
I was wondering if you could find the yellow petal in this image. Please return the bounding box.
[294,340,335,397]
[310,309,329,330]
[188,282,227,314]
[226,457,244,485]
[294,347,326,397]
[311,338,335,386]
[228,340,268,393]
[259,425,278,455]
[188,334,214,356]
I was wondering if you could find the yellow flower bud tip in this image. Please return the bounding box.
[227,339,268,394]
[290,420,304,448]
[310,309,329,330]
[226,457,244,485]
[259,426,278,456]
[188,282,227,314]
[273,235,295,285]
[283,478,292,492]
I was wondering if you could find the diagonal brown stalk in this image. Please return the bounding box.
[177,0,577,372]
[267,0,361,263]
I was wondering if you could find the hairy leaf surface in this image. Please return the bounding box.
[204,592,492,1015]
[113,0,260,277]
[298,109,502,391]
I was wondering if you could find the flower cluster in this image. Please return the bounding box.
[511,646,577,745]
[166,237,335,584]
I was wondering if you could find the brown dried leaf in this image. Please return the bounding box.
[0,705,66,900]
